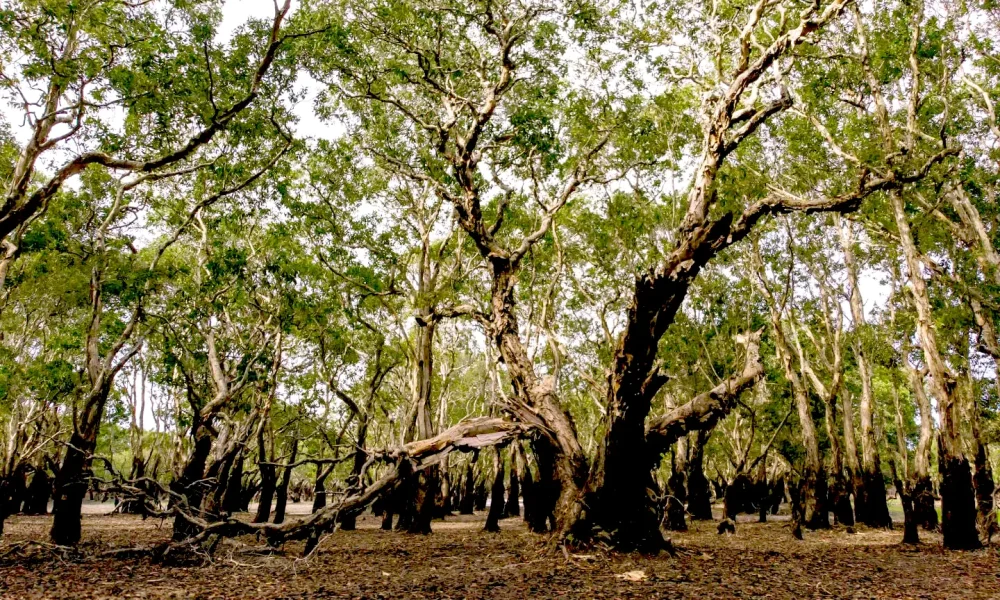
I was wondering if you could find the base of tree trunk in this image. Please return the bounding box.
[664,471,687,531]
[484,449,506,532]
[897,481,920,545]
[973,445,998,544]
[859,469,892,529]
[829,476,854,527]
[804,469,830,530]
[405,470,436,535]
[910,476,938,531]
[940,455,982,550]
[22,470,51,516]
[687,469,713,520]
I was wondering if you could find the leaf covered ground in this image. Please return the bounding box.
[1,509,998,599]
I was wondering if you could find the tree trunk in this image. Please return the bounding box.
[272,438,298,525]
[687,430,713,520]
[664,439,688,531]
[484,448,506,532]
[401,317,439,533]
[459,459,476,515]
[254,464,277,524]
[170,426,214,540]
[724,473,754,520]
[312,463,332,513]
[436,463,453,517]
[841,393,866,526]
[821,386,853,527]
[505,455,521,518]
[474,478,488,512]
[23,468,51,515]
[222,454,245,514]
[839,218,892,528]
[50,383,114,546]
[406,470,437,534]
[973,443,996,544]
[891,189,979,549]
[905,361,938,530]
[892,461,920,544]
[772,327,827,529]
[50,433,93,546]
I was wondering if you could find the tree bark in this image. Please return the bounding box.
[840,219,891,528]
[405,318,439,533]
[222,454,245,514]
[890,188,979,549]
[312,463,332,513]
[686,430,713,521]
[505,455,521,518]
[752,250,827,530]
[50,383,113,546]
[50,432,94,546]
[665,438,688,531]
[484,447,506,532]
[23,467,51,515]
[905,357,938,530]
[272,437,298,525]
[253,426,277,524]
[459,457,476,515]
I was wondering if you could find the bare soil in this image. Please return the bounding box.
[1,508,998,599]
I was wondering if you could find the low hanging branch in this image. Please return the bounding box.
[645,330,764,459]
[95,417,534,555]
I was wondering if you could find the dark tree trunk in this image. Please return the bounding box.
[973,444,997,544]
[272,438,298,525]
[518,445,537,528]
[899,485,920,544]
[436,467,452,517]
[505,465,520,518]
[0,480,10,536]
[664,470,687,531]
[724,474,753,520]
[769,477,784,515]
[23,468,51,515]
[789,482,804,540]
[686,431,712,521]
[754,475,770,523]
[890,463,919,544]
[312,464,331,513]
[830,473,854,526]
[484,448,506,532]
[524,442,557,532]
[860,466,892,529]
[170,428,214,540]
[712,478,726,501]
[912,475,938,531]
[474,478,488,513]
[222,454,245,514]
[50,432,95,546]
[395,476,414,532]
[405,469,437,534]
[806,467,830,530]
[939,451,981,550]
[240,477,259,512]
[459,461,476,515]
[254,464,277,524]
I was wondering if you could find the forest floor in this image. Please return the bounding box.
[1,505,998,599]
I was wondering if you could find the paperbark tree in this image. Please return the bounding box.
[752,240,827,530]
[838,218,891,528]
